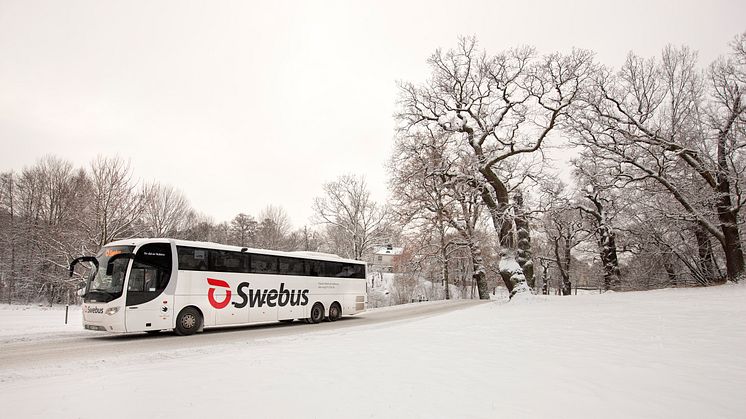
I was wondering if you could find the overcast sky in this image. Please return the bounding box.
[1,0,744,227]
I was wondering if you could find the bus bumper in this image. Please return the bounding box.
[82,303,126,332]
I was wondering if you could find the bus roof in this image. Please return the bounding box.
[104,238,366,265]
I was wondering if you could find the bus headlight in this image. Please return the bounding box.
[105,307,120,316]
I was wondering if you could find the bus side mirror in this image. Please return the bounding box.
[69,256,99,277]
[106,253,135,276]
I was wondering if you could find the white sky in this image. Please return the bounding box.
[1,0,744,227]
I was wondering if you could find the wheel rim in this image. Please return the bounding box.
[331,306,339,319]
[181,313,196,329]
[312,307,321,319]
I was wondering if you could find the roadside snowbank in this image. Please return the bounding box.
[1,285,745,418]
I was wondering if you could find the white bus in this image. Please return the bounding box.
[69,238,367,335]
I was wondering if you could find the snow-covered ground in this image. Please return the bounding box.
[1,285,745,418]
[0,304,83,343]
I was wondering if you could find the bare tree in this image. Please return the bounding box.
[397,36,594,297]
[390,132,460,299]
[313,175,388,260]
[568,40,745,282]
[81,156,146,250]
[142,182,194,237]
[256,205,292,250]
[537,181,586,295]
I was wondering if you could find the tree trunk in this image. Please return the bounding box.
[718,209,744,282]
[694,226,720,285]
[540,260,550,295]
[438,220,450,300]
[663,262,677,287]
[715,114,745,282]
[560,235,572,296]
[598,225,621,291]
[513,190,534,289]
[499,249,531,298]
[477,172,530,297]
[468,241,490,299]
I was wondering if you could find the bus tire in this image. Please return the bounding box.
[308,303,324,324]
[175,307,202,336]
[328,302,341,322]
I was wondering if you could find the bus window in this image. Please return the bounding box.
[177,246,209,271]
[251,254,278,274]
[278,257,304,275]
[306,260,322,276]
[351,264,365,279]
[210,250,249,273]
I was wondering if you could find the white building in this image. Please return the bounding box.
[370,244,403,272]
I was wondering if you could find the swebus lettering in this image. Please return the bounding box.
[233,282,249,308]
[278,283,290,306]
[266,289,278,307]
[248,289,265,307]
[219,280,310,309]
[290,290,301,306]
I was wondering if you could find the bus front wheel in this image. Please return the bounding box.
[175,307,202,336]
[308,303,324,324]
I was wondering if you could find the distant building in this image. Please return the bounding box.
[370,244,403,272]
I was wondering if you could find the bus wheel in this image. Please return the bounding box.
[328,303,341,322]
[308,303,324,324]
[175,307,202,336]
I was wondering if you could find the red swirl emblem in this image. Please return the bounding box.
[207,278,231,309]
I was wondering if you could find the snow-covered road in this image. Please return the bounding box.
[1,286,745,419]
[0,299,482,370]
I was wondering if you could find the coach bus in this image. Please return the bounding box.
[69,238,367,335]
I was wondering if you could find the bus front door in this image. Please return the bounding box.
[124,243,174,333]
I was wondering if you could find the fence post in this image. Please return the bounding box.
[65,305,69,324]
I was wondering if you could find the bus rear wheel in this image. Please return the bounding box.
[328,303,341,322]
[308,303,324,324]
[175,307,202,336]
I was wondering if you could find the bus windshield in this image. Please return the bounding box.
[84,246,134,303]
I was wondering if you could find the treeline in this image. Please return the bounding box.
[388,32,746,298]
[0,156,391,304]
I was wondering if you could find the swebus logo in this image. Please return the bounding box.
[207,278,232,309]
[207,278,310,309]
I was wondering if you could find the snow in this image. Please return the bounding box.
[2,285,746,418]
[0,304,85,343]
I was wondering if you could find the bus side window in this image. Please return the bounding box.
[251,254,278,274]
[352,264,365,279]
[279,257,304,275]
[177,247,208,271]
[306,260,322,277]
[210,250,248,273]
